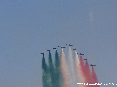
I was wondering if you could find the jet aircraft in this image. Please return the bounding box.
[69,44,73,46]
[41,53,44,57]
[73,48,76,50]
[47,50,50,53]
[53,48,57,49]
[84,59,87,60]
[90,64,96,66]
[61,47,65,48]
[79,53,84,55]
[53,48,58,50]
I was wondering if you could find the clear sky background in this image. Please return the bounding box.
[0,0,117,87]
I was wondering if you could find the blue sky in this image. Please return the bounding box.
[0,0,117,87]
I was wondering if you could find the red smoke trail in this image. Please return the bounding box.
[79,56,87,87]
[85,60,93,87]
[79,56,86,78]
[91,66,100,87]
[79,56,85,75]
[60,49,71,87]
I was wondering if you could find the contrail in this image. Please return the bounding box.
[60,48,72,87]
[74,51,85,87]
[67,47,77,87]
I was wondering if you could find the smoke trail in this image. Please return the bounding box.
[79,55,86,79]
[54,50,61,87]
[42,56,50,87]
[67,47,77,87]
[74,51,85,87]
[42,56,47,72]
[60,48,71,87]
[48,51,55,87]
[84,60,93,87]
[91,66,100,87]
[55,50,60,68]
[79,55,87,87]
[41,46,100,87]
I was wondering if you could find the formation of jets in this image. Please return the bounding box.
[41,44,96,66]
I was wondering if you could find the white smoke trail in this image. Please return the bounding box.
[67,47,77,87]
[60,48,72,87]
[74,51,85,87]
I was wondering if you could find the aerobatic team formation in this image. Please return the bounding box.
[41,44,100,87]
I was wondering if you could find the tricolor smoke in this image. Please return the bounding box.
[41,47,100,87]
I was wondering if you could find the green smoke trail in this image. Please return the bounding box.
[54,50,61,87]
[42,56,47,72]
[55,50,60,68]
[42,56,51,87]
[48,51,55,87]
[42,55,50,87]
